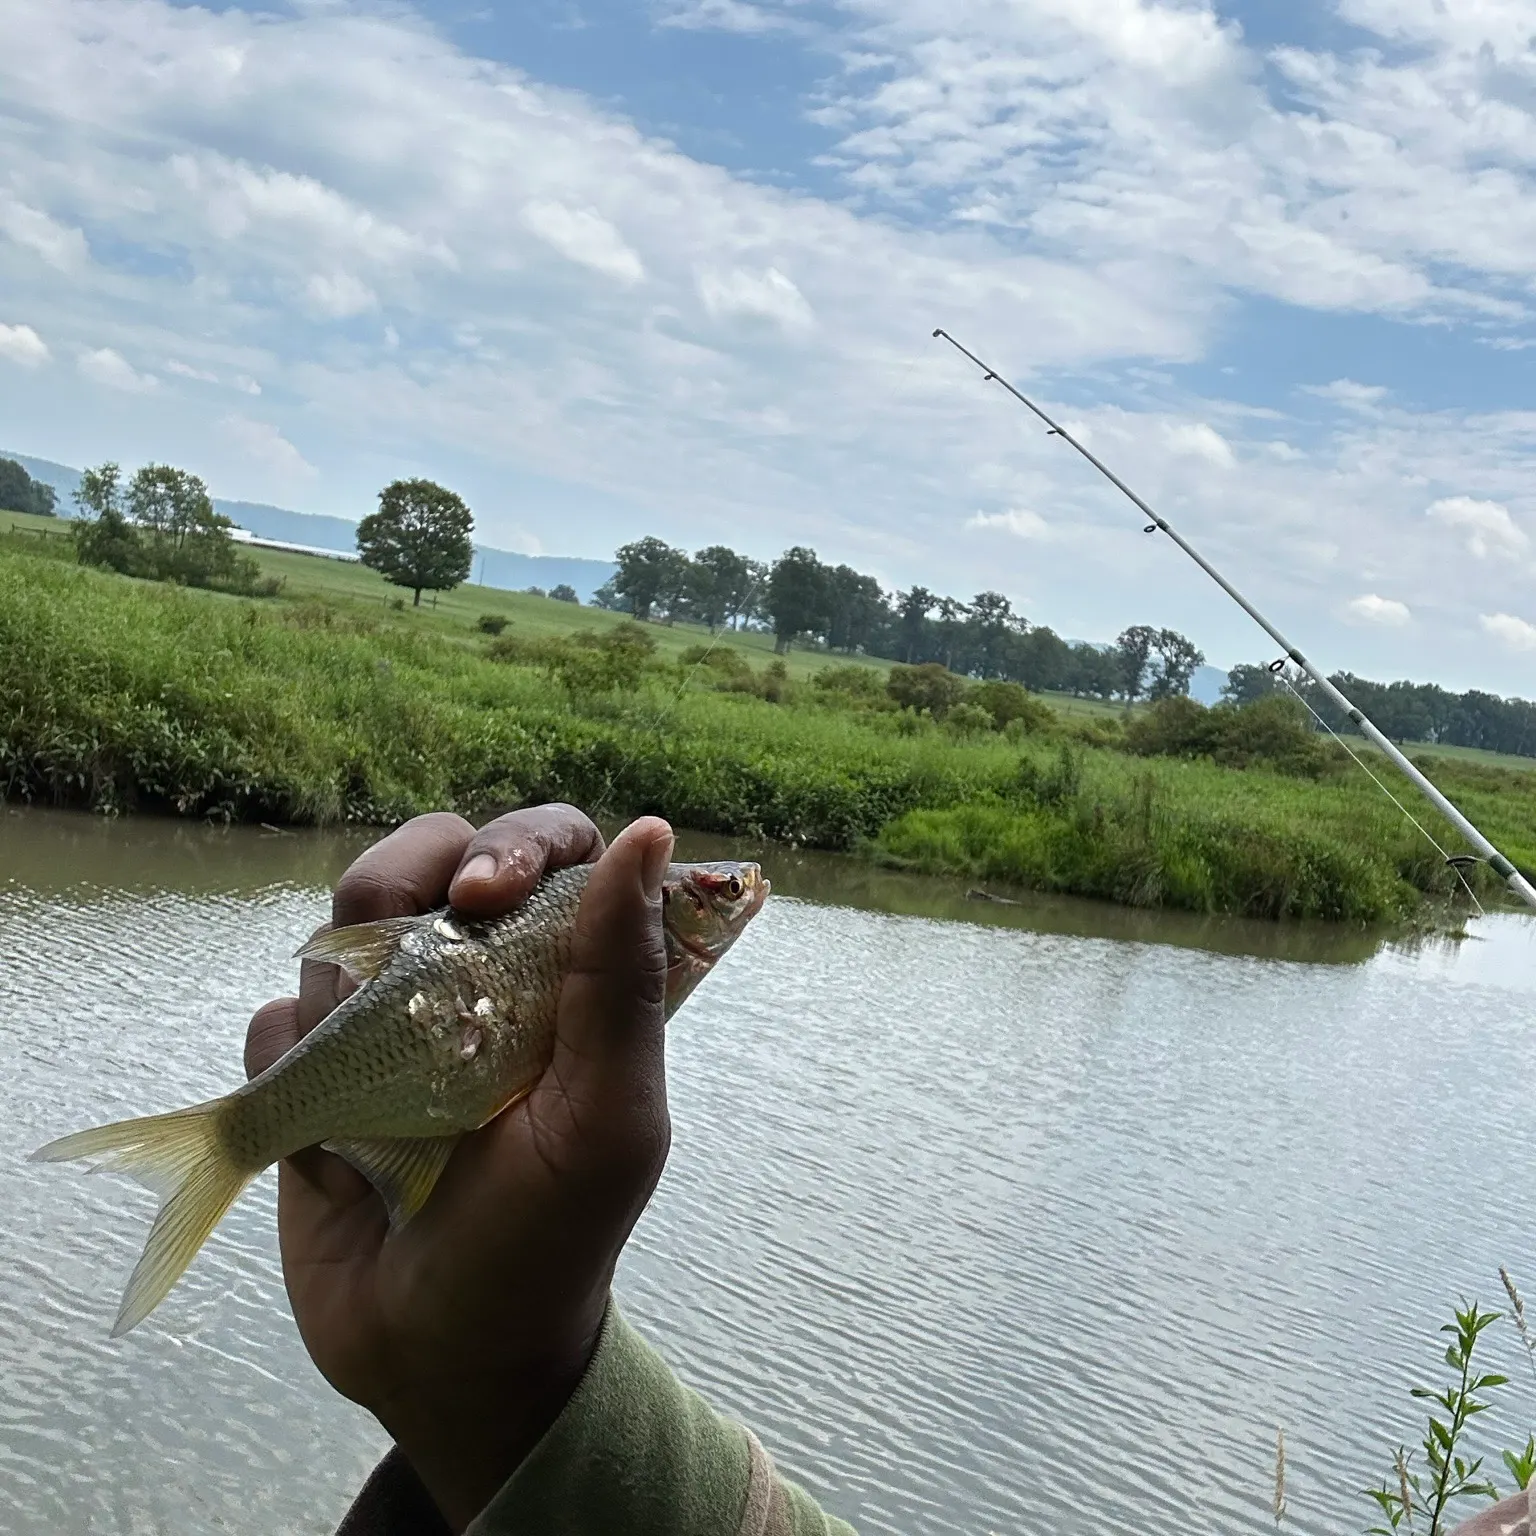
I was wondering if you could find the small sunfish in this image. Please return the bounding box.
[33,860,768,1336]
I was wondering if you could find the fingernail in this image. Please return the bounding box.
[458,852,498,886]
[641,828,673,901]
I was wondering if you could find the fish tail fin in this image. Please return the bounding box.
[32,1103,255,1336]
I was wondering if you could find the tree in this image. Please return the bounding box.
[1148,628,1205,700]
[895,587,935,663]
[0,458,55,515]
[127,464,231,553]
[934,597,969,670]
[357,478,474,606]
[765,546,829,652]
[613,536,689,622]
[72,462,141,574]
[1115,624,1158,702]
[967,591,1016,677]
[589,577,631,613]
[549,583,579,604]
[692,546,756,632]
[825,565,886,653]
[1222,663,1281,708]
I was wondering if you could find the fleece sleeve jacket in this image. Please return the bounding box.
[335,1302,857,1536]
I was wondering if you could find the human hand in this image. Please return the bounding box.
[243,804,675,1532]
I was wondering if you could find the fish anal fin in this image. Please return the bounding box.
[324,1135,459,1229]
[294,915,427,982]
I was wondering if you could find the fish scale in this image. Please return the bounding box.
[32,856,768,1336]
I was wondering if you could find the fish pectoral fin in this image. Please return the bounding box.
[324,1134,460,1229]
[294,915,430,982]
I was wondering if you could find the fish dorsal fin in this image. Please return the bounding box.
[323,1135,460,1229]
[294,915,428,982]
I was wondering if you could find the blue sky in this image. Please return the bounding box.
[3,0,1536,691]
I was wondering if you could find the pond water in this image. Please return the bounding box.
[3,806,1535,1535]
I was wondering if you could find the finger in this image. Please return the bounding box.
[245,996,301,1078]
[332,811,475,928]
[448,803,605,917]
[548,816,673,1116]
[297,812,477,1035]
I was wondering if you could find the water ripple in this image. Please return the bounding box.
[3,828,1535,1534]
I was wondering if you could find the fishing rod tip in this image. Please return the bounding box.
[931,328,943,338]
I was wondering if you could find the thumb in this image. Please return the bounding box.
[547,816,673,1139]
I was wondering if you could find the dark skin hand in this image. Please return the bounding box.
[242,804,675,1533]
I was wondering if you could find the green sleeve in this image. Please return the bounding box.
[464,1302,858,1536]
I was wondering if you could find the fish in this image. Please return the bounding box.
[32,859,768,1337]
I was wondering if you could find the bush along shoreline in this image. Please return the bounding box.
[3,546,1534,924]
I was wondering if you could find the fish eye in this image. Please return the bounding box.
[727,875,742,898]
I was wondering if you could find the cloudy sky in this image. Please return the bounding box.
[3,0,1536,690]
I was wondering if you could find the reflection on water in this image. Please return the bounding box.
[3,806,1535,1535]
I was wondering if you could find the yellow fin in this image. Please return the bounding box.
[324,1135,459,1229]
[294,915,427,982]
[32,1103,254,1336]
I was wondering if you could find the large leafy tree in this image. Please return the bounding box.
[357,479,474,607]
[127,464,231,552]
[1115,624,1159,702]
[1148,628,1205,700]
[692,545,758,632]
[0,457,55,515]
[613,536,689,622]
[765,546,829,653]
[895,587,935,663]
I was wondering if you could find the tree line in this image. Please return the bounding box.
[1225,664,1536,760]
[0,457,58,517]
[594,535,1206,700]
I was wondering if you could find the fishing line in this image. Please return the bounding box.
[1272,668,1487,917]
[932,326,1536,916]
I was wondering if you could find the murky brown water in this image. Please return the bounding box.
[3,806,1535,1534]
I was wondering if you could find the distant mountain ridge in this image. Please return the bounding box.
[3,451,618,602]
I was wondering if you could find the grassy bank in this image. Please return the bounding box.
[4,543,1534,922]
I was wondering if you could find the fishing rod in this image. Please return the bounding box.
[932,327,1536,916]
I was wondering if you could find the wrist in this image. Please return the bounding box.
[377,1321,604,1532]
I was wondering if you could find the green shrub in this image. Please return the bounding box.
[968,679,1055,733]
[814,664,887,702]
[1125,694,1333,777]
[476,613,509,635]
[680,643,751,680]
[887,662,966,719]
[945,701,994,738]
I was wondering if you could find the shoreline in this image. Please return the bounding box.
[4,543,1533,928]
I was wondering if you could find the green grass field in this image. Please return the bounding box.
[3,510,879,682]
[5,537,1536,922]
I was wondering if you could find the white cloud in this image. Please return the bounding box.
[968,507,1051,540]
[1344,593,1411,626]
[1427,496,1528,559]
[815,0,1536,323]
[1305,379,1390,411]
[522,201,646,285]
[3,0,1536,692]
[0,193,88,272]
[0,323,49,367]
[220,415,316,478]
[1480,612,1536,653]
[657,0,804,33]
[699,266,813,330]
[1164,421,1234,468]
[77,347,156,392]
[304,271,377,319]
[166,359,220,383]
